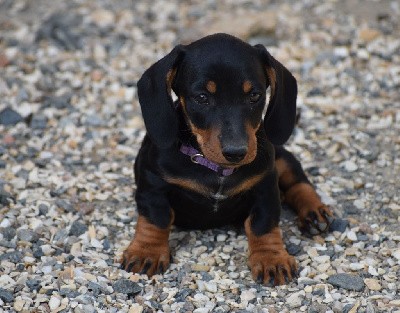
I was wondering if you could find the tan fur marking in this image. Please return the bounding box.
[227,171,267,196]
[121,214,172,276]
[284,182,333,231]
[245,217,298,285]
[163,176,212,196]
[275,158,296,189]
[206,80,217,94]
[243,122,260,165]
[166,68,177,94]
[243,80,252,93]
[284,183,323,215]
[179,96,186,109]
[266,67,276,98]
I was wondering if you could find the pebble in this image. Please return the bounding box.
[392,249,400,261]
[55,199,75,212]
[0,107,24,125]
[343,160,358,172]
[16,229,39,242]
[240,290,256,302]
[286,291,305,308]
[13,297,25,311]
[329,218,349,233]
[113,279,142,295]
[30,114,48,129]
[364,278,382,291]
[49,295,61,310]
[346,230,358,241]
[69,221,88,236]
[193,309,210,313]
[327,274,364,291]
[0,288,14,303]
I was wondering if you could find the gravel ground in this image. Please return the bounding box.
[1,0,399,312]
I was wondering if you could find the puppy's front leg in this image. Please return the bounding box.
[121,169,173,276]
[245,172,298,285]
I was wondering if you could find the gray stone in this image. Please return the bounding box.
[1,227,16,240]
[55,199,75,212]
[0,107,23,125]
[113,279,142,295]
[38,204,49,215]
[17,229,39,242]
[329,218,349,233]
[60,288,81,298]
[84,114,105,126]
[0,251,23,263]
[327,273,364,291]
[0,288,14,303]
[69,221,88,236]
[30,114,48,129]
[26,279,41,292]
[76,294,94,305]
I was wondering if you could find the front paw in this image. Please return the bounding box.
[120,240,170,277]
[248,250,298,286]
[298,204,334,235]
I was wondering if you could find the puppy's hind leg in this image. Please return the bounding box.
[275,146,334,235]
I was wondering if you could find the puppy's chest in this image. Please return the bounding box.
[163,170,267,211]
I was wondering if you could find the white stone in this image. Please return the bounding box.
[343,160,358,172]
[334,46,349,58]
[368,266,379,276]
[13,297,25,311]
[204,281,217,293]
[307,247,319,258]
[240,290,256,302]
[364,278,382,291]
[49,296,61,310]
[286,291,305,308]
[353,199,365,210]
[193,308,210,313]
[314,255,330,263]
[39,151,53,159]
[347,230,358,241]
[41,244,55,256]
[349,263,364,271]
[392,249,400,261]
[317,263,331,272]
[0,218,11,228]
[216,234,227,242]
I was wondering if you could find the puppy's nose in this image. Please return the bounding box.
[222,145,247,163]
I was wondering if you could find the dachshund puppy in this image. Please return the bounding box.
[120,33,333,285]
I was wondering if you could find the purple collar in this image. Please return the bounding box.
[180,144,235,176]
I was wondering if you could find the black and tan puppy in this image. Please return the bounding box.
[120,33,333,285]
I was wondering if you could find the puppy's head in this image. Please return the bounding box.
[138,33,297,167]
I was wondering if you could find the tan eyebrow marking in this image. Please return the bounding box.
[243,80,252,93]
[206,81,217,94]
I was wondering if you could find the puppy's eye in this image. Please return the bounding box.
[194,94,209,105]
[249,93,261,103]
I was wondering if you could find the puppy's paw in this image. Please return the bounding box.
[120,240,170,277]
[248,250,298,286]
[298,204,334,235]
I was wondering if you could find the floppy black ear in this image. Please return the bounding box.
[254,44,297,145]
[137,45,185,149]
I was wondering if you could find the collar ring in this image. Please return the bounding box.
[190,153,204,164]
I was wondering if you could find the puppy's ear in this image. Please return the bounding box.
[137,45,185,148]
[254,44,297,145]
